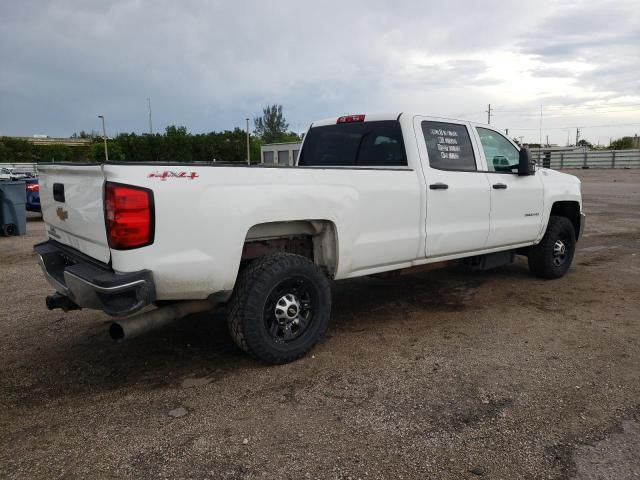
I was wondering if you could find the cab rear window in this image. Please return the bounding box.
[298,121,407,167]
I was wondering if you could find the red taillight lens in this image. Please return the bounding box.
[337,114,365,124]
[105,182,154,249]
[26,183,39,192]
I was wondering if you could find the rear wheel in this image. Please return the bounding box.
[528,216,576,279]
[227,253,331,364]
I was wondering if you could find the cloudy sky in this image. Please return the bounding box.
[1,0,638,145]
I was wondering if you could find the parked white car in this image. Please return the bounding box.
[35,113,584,363]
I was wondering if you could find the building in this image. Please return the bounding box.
[260,141,302,166]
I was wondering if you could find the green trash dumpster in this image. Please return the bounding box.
[0,180,27,236]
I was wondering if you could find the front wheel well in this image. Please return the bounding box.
[549,201,581,240]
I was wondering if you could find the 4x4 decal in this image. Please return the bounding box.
[148,171,199,181]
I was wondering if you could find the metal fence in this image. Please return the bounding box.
[532,149,640,170]
[0,162,40,174]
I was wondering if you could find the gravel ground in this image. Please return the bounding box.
[0,169,639,480]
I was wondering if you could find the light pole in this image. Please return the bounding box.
[98,115,109,162]
[246,118,251,165]
[147,97,153,135]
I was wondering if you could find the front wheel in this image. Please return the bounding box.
[227,253,331,364]
[528,216,576,279]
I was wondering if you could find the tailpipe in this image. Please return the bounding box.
[109,300,214,342]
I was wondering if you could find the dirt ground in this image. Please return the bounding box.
[1,169,639,480]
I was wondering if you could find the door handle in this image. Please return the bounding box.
[492,183,508,189]
[429,183,449,190]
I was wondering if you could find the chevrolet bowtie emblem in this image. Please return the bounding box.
[56,207,68,221]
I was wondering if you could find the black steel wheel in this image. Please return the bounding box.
[551,237,570,268]
[263,276,317,344]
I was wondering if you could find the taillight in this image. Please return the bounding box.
[26,183,39,192]
[105,182,154,249]
[337,114,365,124]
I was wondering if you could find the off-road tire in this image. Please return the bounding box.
[528,216,576,279]
[227,253,331,364]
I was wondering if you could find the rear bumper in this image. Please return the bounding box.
[34,240,155,316]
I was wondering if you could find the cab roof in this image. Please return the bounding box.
[310,113,493,129]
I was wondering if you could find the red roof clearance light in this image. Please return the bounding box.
[105,182,154,250]
[337,114,366,124]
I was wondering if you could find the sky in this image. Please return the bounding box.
[1,0,639,145]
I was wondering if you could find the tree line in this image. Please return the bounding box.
[0,104,301,163]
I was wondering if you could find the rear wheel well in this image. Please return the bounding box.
[550,201,581,239]
[240,221,338,277]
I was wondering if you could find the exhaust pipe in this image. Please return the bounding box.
[109,300,214,342]
[46,292,81,312]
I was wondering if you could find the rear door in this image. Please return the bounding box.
[414,116,491,258]
[39,164,111,263]
[298,117,423,272]
[471,126,544,248]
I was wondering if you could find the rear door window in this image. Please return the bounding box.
[421,121,477,171]
[299,120,406,167]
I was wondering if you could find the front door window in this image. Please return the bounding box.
[476,128,519,173]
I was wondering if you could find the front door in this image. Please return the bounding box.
[415,117,491,258]
[473,126,544,248]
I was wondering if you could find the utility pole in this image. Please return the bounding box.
[486,104,492,124]
[98,115,109,162]
[546,135,549,147]
[576,127,581,146]
[147,97,153,135]
[246,118,251,165]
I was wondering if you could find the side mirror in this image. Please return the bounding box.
[518,147,536,176]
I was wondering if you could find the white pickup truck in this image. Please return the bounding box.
[35,113,584,364]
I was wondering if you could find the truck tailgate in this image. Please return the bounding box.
[39,164,110,264]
